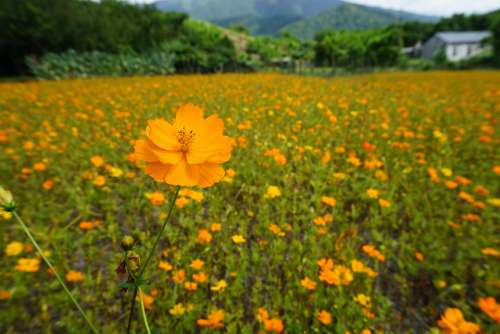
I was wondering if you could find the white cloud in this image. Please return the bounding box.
[346,0,499,16]
[125,0,500,17]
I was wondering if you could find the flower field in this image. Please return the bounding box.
[0,72,499,333]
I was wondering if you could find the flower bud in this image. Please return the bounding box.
[0,186,15,212]
[127,251,141,273]
[121,235,135,251]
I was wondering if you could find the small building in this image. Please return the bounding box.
[421,31,491,62]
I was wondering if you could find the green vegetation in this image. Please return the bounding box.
[0,0,238,76]
[0,0,499,79]
[155,0,435,37]
[280,3,428,40]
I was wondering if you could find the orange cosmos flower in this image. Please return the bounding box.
[132,104,234,188]
[197,310,224,328]
[437,308,481,334]
[65,270,84,283]
[478,297,500,323]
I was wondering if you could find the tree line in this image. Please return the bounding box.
[0,0,499,77]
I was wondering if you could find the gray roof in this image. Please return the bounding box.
[435,31,491,44]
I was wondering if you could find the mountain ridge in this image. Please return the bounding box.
[153,0,438,37]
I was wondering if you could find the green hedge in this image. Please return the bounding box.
[26,49,175,80]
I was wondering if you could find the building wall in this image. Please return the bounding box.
[422,36,445,59]
[445,43,489,62]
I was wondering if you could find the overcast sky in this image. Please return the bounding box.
[127,0,500,17]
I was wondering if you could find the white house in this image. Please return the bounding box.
[421,31,492,62]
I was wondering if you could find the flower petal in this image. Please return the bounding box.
[197,162,225,188]
[174,104,204,132]
[146,119,179,150]
[187,135,234,164]
[164,156,199,186]
[144,162,172,182]
[133,140,159,162]
[150,147,183,165]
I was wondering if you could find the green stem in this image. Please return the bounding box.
[126,287,139,334]
[138,186,180,278]
[138,288,152,334]
[12,211,99,334]
[126,186,180,334]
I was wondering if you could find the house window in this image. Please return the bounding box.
[452,45,457,56]
[467,45,473,56]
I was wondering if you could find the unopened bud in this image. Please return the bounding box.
[127,251,141,273]
[121,235,135,251]
[0,186,15,212]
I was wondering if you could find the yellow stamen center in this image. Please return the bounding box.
[177,127,195,152]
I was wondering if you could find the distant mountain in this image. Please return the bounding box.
[154,0,343,21]
[153,0,437,37]
[281,3,438,39]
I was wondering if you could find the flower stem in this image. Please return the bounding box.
[126,287,139,334]
[139,288,152,334]
[12,211,99,334]
[138,186,180,278]
[126,186,180,334]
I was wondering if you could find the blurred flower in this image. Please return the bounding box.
[5,242,23,256]
[211,280,227,292]
[90,155,105,167]
[437,308,480,334]
[158,261,173,271]
[478,297,500,323]
[197,310,224,328]
[265,186,281,199]
[197,229,212,244]
[366,189,379,199]
[300,277,316,290]
[169,303,186,316]
[15,258,40,272]
[190,259,204,270]
[321,196,336,207]
[232,235,246,244]
[65,270,84,282]
[145,191,165,206]
[317,310,332,325]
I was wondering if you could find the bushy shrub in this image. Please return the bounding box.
[26,49,175,80]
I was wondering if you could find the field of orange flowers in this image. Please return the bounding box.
[0,72,499,333]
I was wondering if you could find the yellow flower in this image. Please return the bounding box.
[441,168,453,177]
[332,172,347,180]
[265,186,281,199]
[5,242,23,256]
[366,189,379,199]
[169,303,186,316]
[354,294,372,308]
[132,104,234,188]
[487,198,500,207]
[211,280,228,292]
[232,235,246,244]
